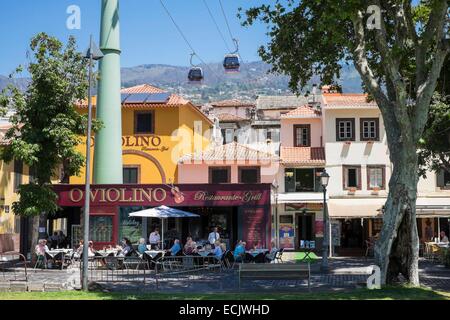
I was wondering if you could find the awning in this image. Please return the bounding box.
[328,198,385,219]
[416,197,450,217]
[277,192,327,204]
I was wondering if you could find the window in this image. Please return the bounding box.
[123,166,139,184]
[13,160,23,192]
[367,166,385,189]
[437,169,450,189]
[134,111,154,134]
[209,167,231,184]
[89,216,113,243]
[360,118,380,141]
[238,167,260,183]
[336,118,355,141]
[280,215,294,224]
[343,166,361,189]
[294,124,311,147]
[285,168,324,192]
[225,129,234,144]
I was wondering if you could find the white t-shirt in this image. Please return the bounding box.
[208,232,220,244]
[149,232,160,244]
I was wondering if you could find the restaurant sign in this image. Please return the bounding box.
[54,184,271,207]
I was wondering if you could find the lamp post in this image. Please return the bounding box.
[320,169,330,272]
[82,35,103,291]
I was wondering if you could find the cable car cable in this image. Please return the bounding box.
[202,0,232,52]
[159,0,223,81]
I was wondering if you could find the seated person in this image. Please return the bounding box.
[440,231,449,243]
[35,239,49,257]
[88,241,97,257]
[120,238,134,256]
[137,238,147,255]
[168,239,181,255]
[265,241,278,263]
[233,241,246,262]
[184,236,197,254]
[213,241,223,258]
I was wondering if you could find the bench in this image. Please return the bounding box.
[238,263,311,290]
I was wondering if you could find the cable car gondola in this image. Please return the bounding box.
[223,39,240,73]
[187,53,204,83]
[188,67,204,82]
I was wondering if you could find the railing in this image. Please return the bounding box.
[0,252,28,281]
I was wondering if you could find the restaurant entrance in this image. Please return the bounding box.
[295,212,314,250]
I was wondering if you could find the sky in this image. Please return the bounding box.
[0,0,271,75]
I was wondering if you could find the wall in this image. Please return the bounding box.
[280,118,322,147]
[323,108,392,197]
[71,104,212,185]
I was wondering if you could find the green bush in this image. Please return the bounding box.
[441,249,450,268]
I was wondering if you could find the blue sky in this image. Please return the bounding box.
[0,0,271,75]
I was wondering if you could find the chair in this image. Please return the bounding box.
[223,251,235,269]
[275,248,284,263]
[33,254,47,271]
[365,240,374,258]
[253,252,266,263]
[244,253,255,263]
[53,252,64,269]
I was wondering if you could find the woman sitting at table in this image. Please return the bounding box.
[88,241,97,257]
[137,238,147,254]
[167,238,181,255]
[184,236,197,255]
[213,241,223,258]
[35,239,49,257]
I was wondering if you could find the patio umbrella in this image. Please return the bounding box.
[129,205,200,249]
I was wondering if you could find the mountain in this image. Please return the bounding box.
[1,61,363,104]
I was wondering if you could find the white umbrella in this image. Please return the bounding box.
[129,205,200,249]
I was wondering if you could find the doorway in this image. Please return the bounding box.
[295,212,314,249]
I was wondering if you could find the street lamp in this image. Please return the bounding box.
[320,169,330,272]
[82,35,103,291]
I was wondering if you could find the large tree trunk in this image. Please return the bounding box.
[30,213,48,261]
[375,146,420,285]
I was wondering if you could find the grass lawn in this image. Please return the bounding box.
[0,287,449,300]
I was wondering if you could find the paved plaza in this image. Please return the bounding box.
[1,254,449,293]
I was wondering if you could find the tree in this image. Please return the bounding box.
[0,33,99,255]
[241,1,450,285]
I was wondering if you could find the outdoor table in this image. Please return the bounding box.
[246,249,268,257]
[46,249,73,270]
[96,250,118,257]
[297,248,314,261]
[197,250,213,257]
[144,250,165,259]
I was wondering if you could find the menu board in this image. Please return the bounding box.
[242,207,267,248]
[315,220,324,237]
[279,224,295,249]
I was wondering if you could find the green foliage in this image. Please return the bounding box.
[0,33,100,217]
[12,184,58,217]
[418,93,450,176]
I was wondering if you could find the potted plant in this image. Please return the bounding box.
[372,186,380,194]
[348,187,356,194]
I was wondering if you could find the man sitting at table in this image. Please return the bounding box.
[168,238,181,255]
[233,241,246,262]
[440,231,449,243]
[265,240,278,263]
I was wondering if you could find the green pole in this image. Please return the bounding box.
[94,0,123,184]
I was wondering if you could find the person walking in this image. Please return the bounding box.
[208,227,220,248]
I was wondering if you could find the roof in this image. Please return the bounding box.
[256,95,311,110]
[77,84,213,126]
[210,99,255,108]
[280,105,321,119]
[322,93,378,109]
[179,141,280,163]
[280,147,325,165]
[77,84,190,108]
[216,113,246,122]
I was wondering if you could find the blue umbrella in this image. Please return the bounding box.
[129,206,199,249]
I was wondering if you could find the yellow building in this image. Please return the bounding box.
[71,84,212,185]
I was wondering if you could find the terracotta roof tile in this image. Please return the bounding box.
[280,147,325,165]
[216,113,246,122]
[77,84,189,108]
[281,105,321,119]
[322,93,377,108]
[179,142,279,163]
[210,99,255,107]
